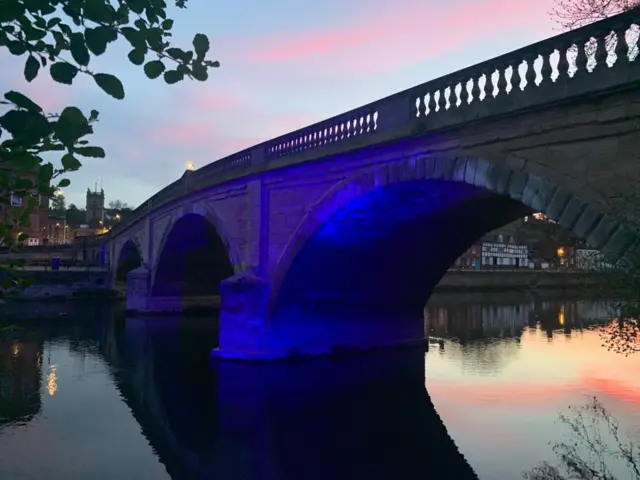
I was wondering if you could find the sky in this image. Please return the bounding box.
[0,0,559,208]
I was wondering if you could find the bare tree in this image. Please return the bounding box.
[551,0,640,30]
[108,200,131,211]
[523,397,640,479]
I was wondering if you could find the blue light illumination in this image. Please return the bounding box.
[152,213,234,297]
[275,178,531,316]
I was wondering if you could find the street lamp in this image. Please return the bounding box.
[186,161,196,171]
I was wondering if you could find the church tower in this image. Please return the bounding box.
[85,186,105,225]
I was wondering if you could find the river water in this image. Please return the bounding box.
[0,292,639,479]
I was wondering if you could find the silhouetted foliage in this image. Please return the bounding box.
[523,397,640,479]
[0,0,219,289]
[551,0,639,30]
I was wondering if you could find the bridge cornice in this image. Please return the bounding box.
[108,9,640,240]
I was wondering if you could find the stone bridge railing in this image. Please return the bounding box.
[109,8,640,239]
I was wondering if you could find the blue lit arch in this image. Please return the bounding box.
[269,155,629,316]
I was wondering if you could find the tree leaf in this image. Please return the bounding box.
[143,60,165,79]
[163,69,183,85]
[69,33,90,66]
[127,49,145,66]
[84,27,109,56]
[191,64,208,82]
[7,41,27,56]
[58,179,71,188]
[4,91,42,113]
[61,154,82,171]
[38,163,54,184]
[0,1,26,22]
[74,146,105,158]
[192,33,210,59]
[0,110,51,142]
[50,63,79,85]
[93,73,125,100]
[24,55,40,82]
[161,19,174,30]
[55,107,92,146]
[121,27,145,49]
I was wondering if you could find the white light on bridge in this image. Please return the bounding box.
[186,162,196,171]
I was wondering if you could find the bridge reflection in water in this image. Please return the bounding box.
[102,314,477,479]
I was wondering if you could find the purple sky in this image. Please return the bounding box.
[0,0,557,208]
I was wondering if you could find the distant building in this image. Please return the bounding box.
[85,187,105,226]
[481,241,530,268]
[575,248,612,271]
[452,244,482,269]
[0,167,50,245]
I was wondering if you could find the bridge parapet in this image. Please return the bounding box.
[109,9,640,240]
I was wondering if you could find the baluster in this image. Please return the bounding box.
[496,66,508,96]
[615,25,629,63]
[540,51,553,83]
[478,68,493,100]
[556,44,570,80]
[575,41,588,75]
[417,95,427,117]
[437,87,447,111]
[459,78,469,105]
[427,92,437,115]
[524,54,537,88]
[470,75,481,102]
[511,61,522,92]
[593,34,607,68]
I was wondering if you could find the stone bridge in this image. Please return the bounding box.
[106,10,640,359]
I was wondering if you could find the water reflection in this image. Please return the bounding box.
[0,333,42,427]
[107,316,477,479]
[424,291,640,480]
[0,293,637,480]
[0,304,476,479]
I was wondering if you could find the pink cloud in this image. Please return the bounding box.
[186,89,240,111]
[243,0,556,74]
[0,51,72,112]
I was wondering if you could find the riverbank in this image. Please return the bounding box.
[0,269,605,305]
[435,269,604,291]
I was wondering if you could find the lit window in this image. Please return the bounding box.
[10,193,22,207]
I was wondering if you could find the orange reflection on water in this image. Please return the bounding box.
[426,324,640,479]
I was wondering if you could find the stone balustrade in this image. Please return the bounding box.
[109,8,640,239]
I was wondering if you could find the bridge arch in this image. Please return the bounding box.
[115,238,144,283]
[151,204,240,298]
[270,155,634,315]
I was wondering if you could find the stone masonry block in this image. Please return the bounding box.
[432,157,447,180]
[484,164,511,195]
[420,156,436,179]
[600,224,638,261]
[558,198,586,231]
[463,157,478,185]
[544,188,573,220]
[506,171,528,202]
[441,157,456,181]
[585,215,618,250]
[522,175,557,212]
[471,159,490,188]
[572,207,603,239]
[452,157,467,182]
